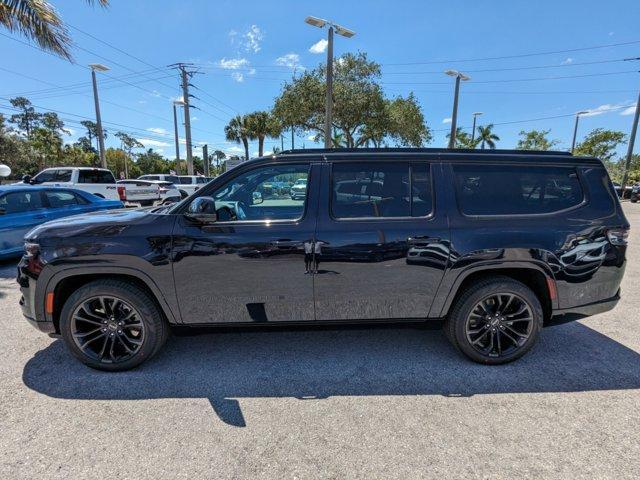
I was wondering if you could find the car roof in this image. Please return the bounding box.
[250,147,602,166]
[39,166,112,171]
[0,184,93,195]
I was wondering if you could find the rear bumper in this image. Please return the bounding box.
[548,290,620,326]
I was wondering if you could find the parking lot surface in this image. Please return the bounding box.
[1,205,639,479]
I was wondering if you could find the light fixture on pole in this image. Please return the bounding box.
[471,112,483,144]
[620,91,640,197]
[89,63,109,168]
[445,69,470,149]
[305,16,355,148]
[571,110,589,153]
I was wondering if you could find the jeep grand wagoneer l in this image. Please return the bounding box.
[18,148,629,370]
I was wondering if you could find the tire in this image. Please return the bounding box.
[59,279,169,371]
[443,276,543,365]
[631,198,638,203]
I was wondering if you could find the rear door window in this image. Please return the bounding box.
[331,162,433,219]
[44,190,87,207]
[452,164,584,215]
[0,191,43,213]
[78,170,116,184]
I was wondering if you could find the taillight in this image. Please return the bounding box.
[607,228,629,246]
[117,186,127,201]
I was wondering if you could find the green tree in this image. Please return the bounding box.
[8,96,41,138]
[136,149,169,175]
[476,124,500,149]
[272,52,430,148]
[246,111,282,157]
[516,129,560,151]
[574,128,626,161]
[225,115,250,160]
[446,127,479,149]
[114,131,143,178]
[0,0,108,60]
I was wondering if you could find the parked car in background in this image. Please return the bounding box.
[23,167,120,201]
[118,179,180,205]
[20,167,165,207]
[290,178,307,200]
[1,185,121,259]
[138,174,188,199]
[177,175,210,195]
[17,148,629,371]
[630,183,639,203]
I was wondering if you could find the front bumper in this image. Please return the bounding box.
[17,255,56,334]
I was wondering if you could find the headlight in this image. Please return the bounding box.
[607,228,629,246]
[24,242,40,257]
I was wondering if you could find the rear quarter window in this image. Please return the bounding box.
[453,164,584,216]
[78,170,116,184]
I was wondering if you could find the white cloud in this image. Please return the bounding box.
[581,103,630,117]
[561,57,573,65]
[309,38,328,54]
[307,134,316,141]
[149,90,161,98]
[231,72,244,82]
[609,31,614,36]
[146,127,168,135]
[244,25,264,53]
[621,104,637,116]
[65,127,75,135]
[442,118,452,124]
[217,57,250,69]
[136,138,171,147]
[192,116,199,121]
[154,148,164,154]
[276,53,301,69]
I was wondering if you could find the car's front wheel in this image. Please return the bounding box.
[444,276,543,364]
[59,279,169,371]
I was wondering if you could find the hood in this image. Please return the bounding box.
[25,207,163,244]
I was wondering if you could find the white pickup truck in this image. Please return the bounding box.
[24,167,160,207]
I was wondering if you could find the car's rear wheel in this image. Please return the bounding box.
[444,276,543,364]
[59,279,169,371]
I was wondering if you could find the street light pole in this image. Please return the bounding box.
[571,111,588,153]
[471,112,483,144]
[89,63,109,168]
[305,16,355,149]
[620,90,640,197]
[445,70,470,149]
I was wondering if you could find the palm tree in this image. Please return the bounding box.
[0,1,109,60]
[476,124,500,149]
[446,127,479,149]
[246,111,282,157]
[224,115,250,161]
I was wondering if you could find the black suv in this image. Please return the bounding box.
[18,148,629,371]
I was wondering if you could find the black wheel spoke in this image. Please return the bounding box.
[465,292,533,358]
[70,295,145,364]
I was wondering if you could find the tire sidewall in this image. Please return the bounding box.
[59,281,163,371]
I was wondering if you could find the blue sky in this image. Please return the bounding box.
[1,0,639,158]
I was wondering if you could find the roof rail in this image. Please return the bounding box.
[278,147,573,156]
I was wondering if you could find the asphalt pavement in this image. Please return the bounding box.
[1,205,639,479]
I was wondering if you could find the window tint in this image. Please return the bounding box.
[166,175,179,183]
[45,190,86,208]
[331,162,432,218]
[0,191,43,213]
[211,164,309,221]
[55,170,72,182]
[196,177,208,184]
[78,170,115,184]
[32,170,56,183]
[453,164,584,215]
[178,176,193,184]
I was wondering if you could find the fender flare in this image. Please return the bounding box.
[432,261,558,318]
[38,265,180,326]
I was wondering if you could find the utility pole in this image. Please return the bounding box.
[173,101,182,174]
[89,64,109,168]
[620,90,640,197]
[571,111,588,153]
[202,144,209,177]
[171,63,196,175]
[291,126,295,149]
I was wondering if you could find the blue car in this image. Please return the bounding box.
[0,185,122,259]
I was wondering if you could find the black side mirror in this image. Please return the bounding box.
[22,175,32,184]
[185,196,217,223]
